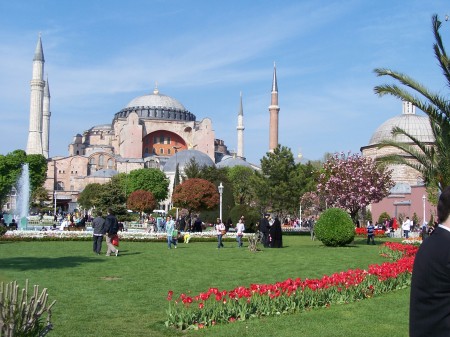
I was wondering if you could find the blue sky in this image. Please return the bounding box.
[0,0,449,165]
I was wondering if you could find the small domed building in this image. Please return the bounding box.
[361,101,434,224]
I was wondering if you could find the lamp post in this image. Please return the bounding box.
[124,160,129,198]
[54,191,57,216]
[218,182,224,221]
[422,195,426,225]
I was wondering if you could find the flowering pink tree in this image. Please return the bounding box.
[317,152,394,222]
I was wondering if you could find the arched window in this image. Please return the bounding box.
[88,157,96,175]
[146,159,158,169]
[160,148,164,154]
[98,155,104,167]
[107,159,114,169]
[56,181,65,191]
[167,148,171,155]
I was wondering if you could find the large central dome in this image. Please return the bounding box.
[126,88,186,111]
[113,87,196,122]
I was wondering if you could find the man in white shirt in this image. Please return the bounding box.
[402,217,412,238]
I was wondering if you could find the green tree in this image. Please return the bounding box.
[97,181,127,219]
[227,166,257,205]
[259,145,301,216]
[126,168,169,201]
[31,186,50,209]
[191,165,234,223]
[26,154,48,193]
[374,14,450,192]
[229,204,260,232]
[296,161,320,195]
[172,178,219,216]
[0,150,47,205]
[174,163,181,189]
[77,183,104,210]
[183,158,203,179]
[377,211,391,225]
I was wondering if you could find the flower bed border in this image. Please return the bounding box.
[165,242,418,330]
[0,230,253,243]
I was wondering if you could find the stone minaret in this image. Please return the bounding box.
[42,77,51,158]
[268,62,280,152]
[26,35,45,155]
[236,92,245,158]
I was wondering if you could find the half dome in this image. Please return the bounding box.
[216,156,254,169]
[163,149,215,173]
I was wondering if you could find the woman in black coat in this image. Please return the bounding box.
[269,217,283,248]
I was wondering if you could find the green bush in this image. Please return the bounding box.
[315,208,355,247]
[0,225,7,237]
[229,204,261,232]
[377,211,391,225]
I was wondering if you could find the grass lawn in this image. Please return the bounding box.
[0,235,409,337]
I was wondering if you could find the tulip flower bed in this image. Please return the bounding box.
[355,227,386,236]
[165,242,416,330]
[0,230,245,243]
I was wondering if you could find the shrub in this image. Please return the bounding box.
[377,211,391,225]
[315,208,355,247]
[0,280,56,336]
[229,204,260,232]
[0,225,7,237]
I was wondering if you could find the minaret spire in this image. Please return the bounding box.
[268,62,280,152]
[26,35,45,156]
[237,91,245,158]
[42,76,51,158]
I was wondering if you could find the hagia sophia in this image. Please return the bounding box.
[21,36,434,222]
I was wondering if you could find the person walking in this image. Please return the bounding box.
[236,218,245,248]
[104,208,119,256]
[165,215,176,249]
[410,186,450,336]
[367,220,375,245]
[215,218,226,249]
[92,211,105,255]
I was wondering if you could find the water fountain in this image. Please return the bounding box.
[15,163,30,230]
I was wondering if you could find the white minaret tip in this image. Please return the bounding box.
[272,62,278,92]
[153,81,159,94]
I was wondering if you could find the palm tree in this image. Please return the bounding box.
[374,14,450,191]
